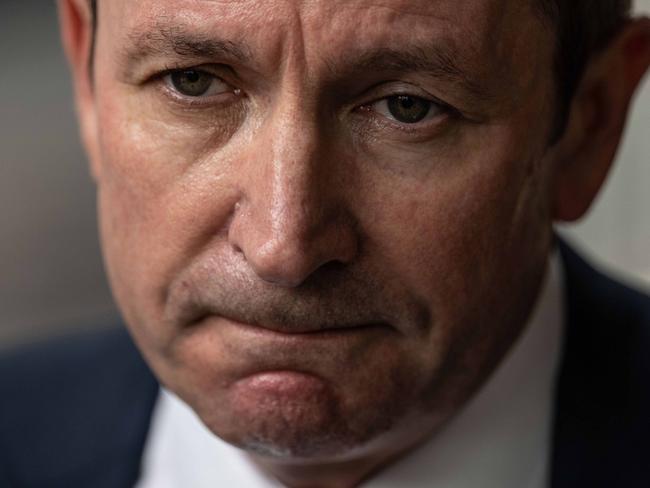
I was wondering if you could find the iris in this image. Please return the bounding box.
[386,95,431,123]
[170,70,214,97]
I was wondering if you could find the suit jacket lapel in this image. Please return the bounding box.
[0,327,159,488]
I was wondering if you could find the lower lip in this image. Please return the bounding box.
[184,317,392,381]
[232,370,332,405]
[237,370,325,391]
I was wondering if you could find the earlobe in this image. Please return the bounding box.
[58,0,101,181]
[552,17,650,222]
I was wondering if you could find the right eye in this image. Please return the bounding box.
[165,69,232,98]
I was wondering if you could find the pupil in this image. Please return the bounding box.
[387,95,431,123]
[400,97,415,109]
[184,71,200,83]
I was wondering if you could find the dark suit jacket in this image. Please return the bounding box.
[1,243,649,487]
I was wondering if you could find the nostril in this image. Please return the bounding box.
[227,187,359,287]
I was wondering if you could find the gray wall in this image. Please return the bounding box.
[1,1,649,348]
[0,1,117,348]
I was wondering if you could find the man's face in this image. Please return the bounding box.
[88,0,557,461]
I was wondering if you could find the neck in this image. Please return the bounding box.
[248,416,444,488]
[251,446,409,488]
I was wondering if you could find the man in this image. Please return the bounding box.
[1,0,649,486]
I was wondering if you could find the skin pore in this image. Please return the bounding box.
[59,0,650,486]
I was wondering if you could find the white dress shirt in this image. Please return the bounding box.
[137,254,564,488]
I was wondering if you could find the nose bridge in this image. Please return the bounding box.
[228,86,357,287]
[259,6,321,218]
[266,95,322,238]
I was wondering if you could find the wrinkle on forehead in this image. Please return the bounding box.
[119,22,253,70]
[105,0,552,110]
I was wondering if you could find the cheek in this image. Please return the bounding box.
[360,136,549,333]
[94,86,244,344]
[354,140,553,411]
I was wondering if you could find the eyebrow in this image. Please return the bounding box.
[120,24,501,104]
[346,46,498,103]
[120,24,252,70]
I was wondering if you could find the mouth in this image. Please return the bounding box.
[204,314,391,338]
[173,313,401,394]
[180,302,393,337]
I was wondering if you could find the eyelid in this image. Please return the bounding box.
[357,81,457,115]
[370,96,445,125]
[162,70,231,97]
[357,94,454,133]
[154,66,244,108]
[348,83,463,144]
[363,81,446,104]
[157,62,233,78]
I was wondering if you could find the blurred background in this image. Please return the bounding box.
[1,1,649,349]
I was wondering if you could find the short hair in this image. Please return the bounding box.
[543,0,632,137]
[89,0,97,77]
[87,0,632,138]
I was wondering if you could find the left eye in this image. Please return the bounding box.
[371,95,443,124]
[165,69,231,97]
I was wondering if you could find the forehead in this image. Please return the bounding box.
[99,0,551,110]
[101,0,544,62]
[104,0,530,30]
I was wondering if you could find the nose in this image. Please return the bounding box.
[227,103,359,287]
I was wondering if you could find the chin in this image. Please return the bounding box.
[212,407,403,462]
[188,371,414,462]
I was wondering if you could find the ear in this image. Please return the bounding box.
[58,0,101,181]
[551,17,650,222]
